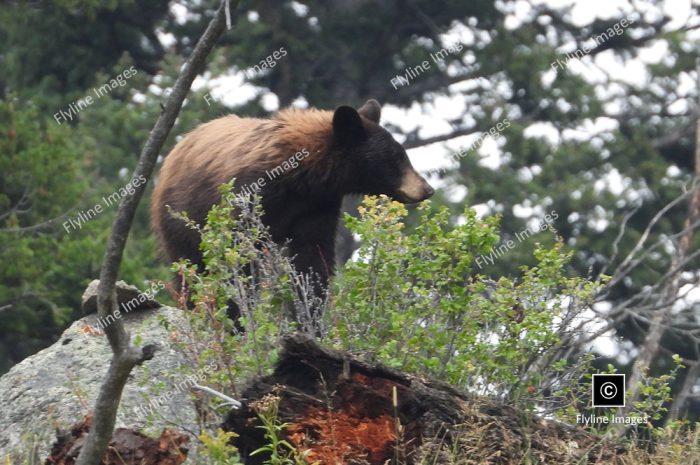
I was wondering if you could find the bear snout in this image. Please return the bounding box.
[396,168,435,203]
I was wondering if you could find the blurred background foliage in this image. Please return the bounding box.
[1,0,699,420]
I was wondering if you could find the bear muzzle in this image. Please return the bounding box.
[396,168,435,203]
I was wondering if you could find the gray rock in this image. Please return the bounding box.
[0,304,211,463]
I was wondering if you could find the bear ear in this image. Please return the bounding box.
[333,105,366,145]
[358,99,381,123]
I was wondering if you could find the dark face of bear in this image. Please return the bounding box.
[333,99,434,204]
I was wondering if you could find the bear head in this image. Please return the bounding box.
[332,99,434,204]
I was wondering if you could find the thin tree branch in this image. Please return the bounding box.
[607,187,694,288]
[191,383,242,408]
[403,125,481,149]
[597,205,640,280]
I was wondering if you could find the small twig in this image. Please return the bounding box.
[225,0,232,30]
[191,383,242,409]
[598,205,639,279]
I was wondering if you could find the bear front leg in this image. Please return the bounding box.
[287,231,336,332]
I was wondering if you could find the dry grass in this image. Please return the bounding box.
[615,427,700,465]
[414,418,700,465]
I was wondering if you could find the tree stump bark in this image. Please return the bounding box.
[223,334,621,465]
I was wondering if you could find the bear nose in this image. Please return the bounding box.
[397,169,435,203]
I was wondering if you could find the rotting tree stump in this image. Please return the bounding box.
[44,415,189,465]
[223,334,621,465]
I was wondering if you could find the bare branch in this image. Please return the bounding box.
[607,187,695,288]
[191,383,242,408]
[403,125,481,149]
[597,205,639,280]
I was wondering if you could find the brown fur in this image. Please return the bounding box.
[151,109,334,265]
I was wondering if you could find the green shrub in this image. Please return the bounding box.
[171,184,683,458]
[328,195,603,411]
[175,186,605,411]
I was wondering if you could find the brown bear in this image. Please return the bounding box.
[151,99,433,310]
